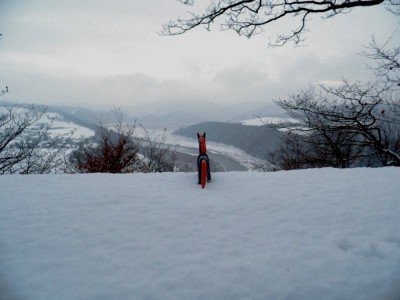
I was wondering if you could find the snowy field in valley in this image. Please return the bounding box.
[133,127,269,171]
[240,116,298,126]
[43,112,95,141]
[240,116,307,134]
[1,167,400,300]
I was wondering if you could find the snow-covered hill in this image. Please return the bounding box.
[1,168,399,300]
[41,111,95,141]
[0,105,95,142]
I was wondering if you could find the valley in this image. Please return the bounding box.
[0,101,284,172]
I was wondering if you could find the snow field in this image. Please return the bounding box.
[0,167,399,300]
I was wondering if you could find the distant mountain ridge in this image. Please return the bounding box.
[175,121,282,159]
[1,99,285,128]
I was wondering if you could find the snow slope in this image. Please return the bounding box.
[240,116,297,126]
[1,168,400,300]
[43,112,95,141]
[0,107,95,142]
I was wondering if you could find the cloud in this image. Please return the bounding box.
[0,0,399,115]
[213,63,270,89]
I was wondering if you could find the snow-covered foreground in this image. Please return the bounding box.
[1,168,400,300]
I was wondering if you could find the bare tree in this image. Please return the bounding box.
[18,141,67,174]
[1,35,64,174]
[270,33,400,169]
[272,80,400,169]
[0,104,59,174]
[162,0,398,46]
[270,127,363,169]
[70,108,140,173]
[138,126,177,173]
[1,35,63,174]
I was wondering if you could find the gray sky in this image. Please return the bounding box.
[0,0,399,115]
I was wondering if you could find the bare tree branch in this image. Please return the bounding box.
[362,35,400,88]
[162,0,390,46]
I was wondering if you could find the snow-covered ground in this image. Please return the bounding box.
[43,112,95,141]
[240,116,308,134]
[1,167,399,300]
[0,107,95,142]
[240,116,298,126]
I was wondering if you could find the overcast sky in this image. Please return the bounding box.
[0,0,399,115]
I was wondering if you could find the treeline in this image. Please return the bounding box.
[0,106,176,174]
